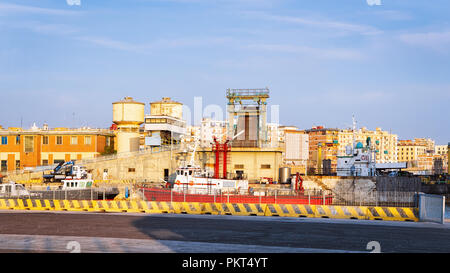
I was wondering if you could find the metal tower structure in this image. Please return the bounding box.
[226,88,270,148]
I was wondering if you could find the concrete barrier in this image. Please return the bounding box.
[0,199,422,222]
[366,207,418,222]
[314,205,368,220]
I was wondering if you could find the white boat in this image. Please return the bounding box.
[172,163,249,194]
[61,179,94,190]
[171,137,249,194]
[60,165,94,190]
[0,182,40,198]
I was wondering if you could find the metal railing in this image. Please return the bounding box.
[140,187,419,207]
[331,191,418,207]
[141,187,333,205]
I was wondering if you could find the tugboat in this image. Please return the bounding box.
[169,136,249,195]
[171,163,249,195]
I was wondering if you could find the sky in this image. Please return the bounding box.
[0,0,449,144]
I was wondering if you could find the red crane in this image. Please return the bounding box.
[212,136,231,179]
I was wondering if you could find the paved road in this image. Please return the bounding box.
[0,211,449,253]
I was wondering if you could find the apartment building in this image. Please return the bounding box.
[338,127,398,163]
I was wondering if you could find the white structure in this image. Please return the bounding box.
[284,131,309,163]
[112,97,145,153]
[266,123,280,148]
[199,118,227,148]
[144,97,186,147]
[337,141,377,176]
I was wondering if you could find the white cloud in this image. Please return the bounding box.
[399,31,450,53]
[0,3,81,16]
[245,43,365,61]
[242,11,382,36]
[76,36,235,53]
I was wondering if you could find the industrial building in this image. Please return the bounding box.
[226,88,269,148]
[144,97,186,147]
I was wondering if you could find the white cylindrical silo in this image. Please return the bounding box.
[112,97,145,154]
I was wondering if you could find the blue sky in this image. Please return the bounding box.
[0,0,449,144]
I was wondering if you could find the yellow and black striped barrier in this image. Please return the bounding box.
[366,207,418,222]
[0,199,419,222]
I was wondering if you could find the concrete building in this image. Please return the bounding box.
[435,145,448,156]
[305,126,340,175]
[277,125,298,143]
[199,118,227,148]
[397,139,429,164]
[281,130,309,174]
[338,127,398,163]
[266,123,280,148]
[197,146,283,183]
[0,125,115,173]
[398,138,438,174]
[144,97,186,147]
[181,125,200,144]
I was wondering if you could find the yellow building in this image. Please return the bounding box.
[398,138,437,174]
[397,139,429,163]
[435,145,448,156]
[338,127,398,163]
[197,146,283,183]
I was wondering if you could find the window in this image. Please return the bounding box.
[1,136,7,145]
[85,136,92,145]
[15,160,20,170]
[56,136,63,145]
[43,136,49,145]
[128,168,135,172]
[71,136,78,145]
[42,160,48,166]
[16,136,20,145]
[24,136,34,153]
[261,164,271,169]
[0,160,7,172]
[234,164,244,169]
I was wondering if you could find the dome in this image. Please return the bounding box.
[356,142,363,149]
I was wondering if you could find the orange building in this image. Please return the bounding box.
[304,126,340,175]
[0,126,115,172]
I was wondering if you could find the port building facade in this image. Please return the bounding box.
[0,126,115,173]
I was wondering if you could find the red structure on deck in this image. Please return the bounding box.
[212,136,231,179]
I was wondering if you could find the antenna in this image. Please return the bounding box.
[352,114,357,150]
